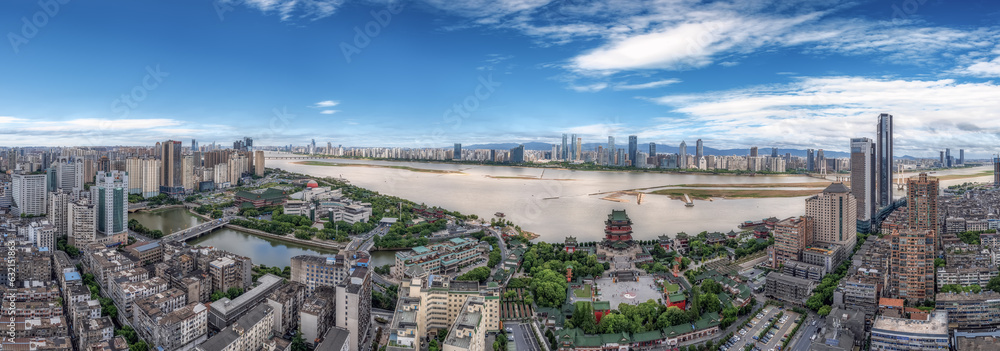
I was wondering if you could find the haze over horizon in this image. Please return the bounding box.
[3,0,1000,157]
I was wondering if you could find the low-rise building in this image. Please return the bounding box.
[125,241,163,264]
[442,296,487,351]
[394,238,480,279]
[142,302,209,351]
[936,291,1000,330]
[764,272,816,305]
[207,274,283,331]
[197,303,274,351]
[870,311,949,351]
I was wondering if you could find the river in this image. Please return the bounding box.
[129,207,335,267]
[268,154,994,243]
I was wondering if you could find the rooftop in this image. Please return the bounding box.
[872,311,948,336]
[823,182,851,194]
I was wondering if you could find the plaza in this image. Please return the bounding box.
[594,275,664,310]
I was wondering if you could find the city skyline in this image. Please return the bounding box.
[2,1,1000,155]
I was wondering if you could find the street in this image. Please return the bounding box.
[789,318,819,351]
[508,322,541,351]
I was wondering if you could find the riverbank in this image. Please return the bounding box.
[221,224,344,251]
[649,188,822,200]
[136,204,187,213]
[289,154,802,177]
[291,160,463,174]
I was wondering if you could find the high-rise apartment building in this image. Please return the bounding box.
[47,190,72,237]
[678,141,687,169]
[254,151,265,176]
[126,157,160,198]
[750,146,758,157]
[92,171,128,238]
[453,143,462,160]
[12,173,47,216]
[68,199,96,247]
[52,156,85,191]
[805,183,857,249]
[889,229,936,302]
[850,137,876,224]
[160,140,183,195]
[509,145,524,164]
[772,216,813,269]
[336,267,372,351]
[906,173,939,244]
[628,135,638,167]
[877,113,893,207]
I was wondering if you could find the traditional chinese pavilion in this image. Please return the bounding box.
[604,209,634,245]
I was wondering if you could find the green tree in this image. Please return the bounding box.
[572,302,598,334]
[290,331,308,351]
[818,305,832,317]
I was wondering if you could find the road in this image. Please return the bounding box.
[790,318,819,351]
[727,306,779,351]
[508,322,541,351]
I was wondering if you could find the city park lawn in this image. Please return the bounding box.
[573,285,592,298]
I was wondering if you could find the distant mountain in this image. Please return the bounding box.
[460,142,850,158]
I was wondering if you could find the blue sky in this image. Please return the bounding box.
[2,0,1000,157]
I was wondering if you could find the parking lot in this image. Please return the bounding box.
[722,306,801,351]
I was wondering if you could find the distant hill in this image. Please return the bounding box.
[460,142,850,158]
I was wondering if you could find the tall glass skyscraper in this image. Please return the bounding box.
[570,134,577,161]
[561,134,568,160]
[628,135,638,167]
[678,141,687,169]
[877,113,893,207]
[695,139,703,160]
[851,137,876,224]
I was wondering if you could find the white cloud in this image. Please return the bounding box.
[25,118,182,132]
[568,83,608,93]
[0,116,24,123]
[225,0,344,21]
[320,110,339,114]
[313,100,340,108]
[956,57,1000,78]
[613,79,681,90]
[647,76,1000,153]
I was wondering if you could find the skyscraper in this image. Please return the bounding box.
[649,142,656,157]
[995,156,1000,188]
[906,173,939,234]
[551,144,558,161]
[959,149,964,165]
[628,135,638,167]
[771,147,778,158]
[509,145,524,163]
[678,141,687,169]
[453,143,462,160]
[696,139,704,160]
[570,134,577,161]
[561,134,568,160]
[877,113,893,207]
[806,149,815,172]
[750,147,758,157]
[805,183,857,249]
[192,139,198,152]
[945,148,951,168]
[607,136,615,156]
[160,140,183,195]
[940,151,945,166]
[92,170,128,238]
[53,156,85,191]
[816,149,825,173]
[576,137,582,160]
[850,137,876,225]
[254,151,266,176]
